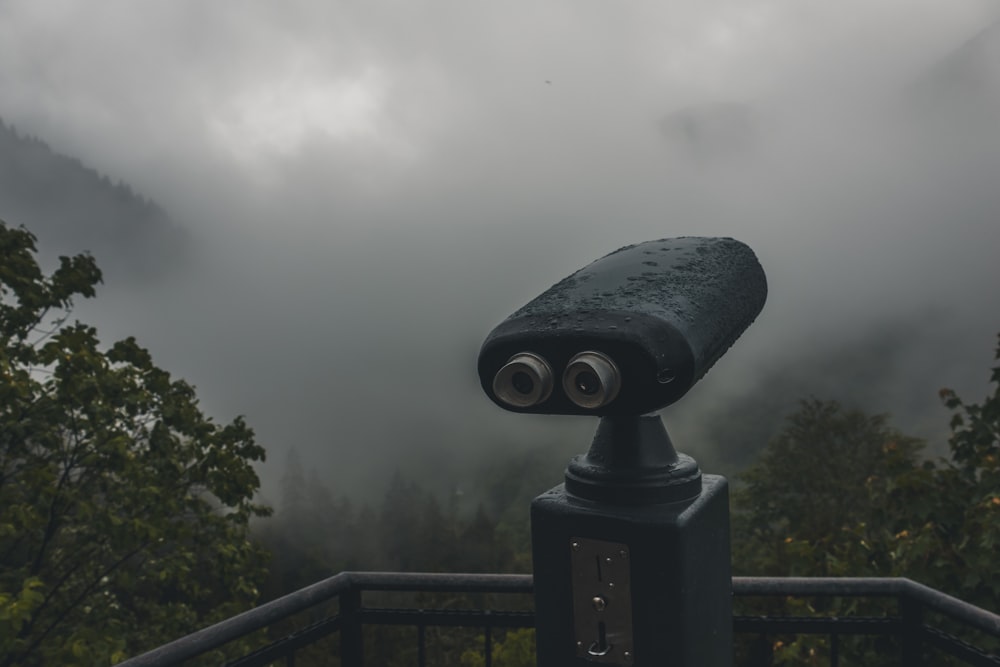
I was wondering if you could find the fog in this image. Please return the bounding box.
[1,1,999,500]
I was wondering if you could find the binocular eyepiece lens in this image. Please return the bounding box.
[511,371,535,395]
[563,351,621,409]
[493,352,554,408]
[574,371,601,396]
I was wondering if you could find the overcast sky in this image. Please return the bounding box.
[1,1,999,500]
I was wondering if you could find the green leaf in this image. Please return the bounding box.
[0,219,270,665]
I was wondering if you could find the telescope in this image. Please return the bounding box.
[479,236,766,666]
[478,236,767,416]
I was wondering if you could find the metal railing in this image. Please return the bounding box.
[733,577,1000,667]
[119,573,1000,667]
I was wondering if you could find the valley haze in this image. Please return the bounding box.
[1,1,998,503]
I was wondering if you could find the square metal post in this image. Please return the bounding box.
[531,476,732,667]
[340,587,364,666]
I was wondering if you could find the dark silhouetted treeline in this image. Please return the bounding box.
[0,118,186,281]
[253,447,565,601]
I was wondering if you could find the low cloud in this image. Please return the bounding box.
[1,0,998,499]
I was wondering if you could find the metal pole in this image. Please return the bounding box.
[340,587,364,666]
[900,592,924,667]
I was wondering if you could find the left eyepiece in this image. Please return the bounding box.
[492,352,554,408]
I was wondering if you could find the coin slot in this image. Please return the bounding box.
[589,622,611,656]
[571,537,633,664]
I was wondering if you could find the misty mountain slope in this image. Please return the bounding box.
[905,17,1000,126]
[0,119,187,283]
[0,4,997,506]
[659,102,758,161]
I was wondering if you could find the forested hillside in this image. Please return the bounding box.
[0,119,186,282]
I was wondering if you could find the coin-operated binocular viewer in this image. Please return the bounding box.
[478,237,766,666]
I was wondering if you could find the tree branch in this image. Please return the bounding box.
[8,540,150,667]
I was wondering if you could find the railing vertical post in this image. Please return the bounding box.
[900,591,923,667]
[417,624,426,667]
[484,620,493,667]
[340,587,364,667]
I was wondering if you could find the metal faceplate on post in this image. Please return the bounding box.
[570,537,634,664]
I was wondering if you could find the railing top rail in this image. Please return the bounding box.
[117,572,533,667]
[732,576,907,596]
[116,572,354,667]
[349,571,534,594]
[902,578,1000,637]
[118,574,1000,666]
[732,576,1000,638]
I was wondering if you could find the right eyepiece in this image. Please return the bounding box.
[563,351,621,410]
[493,352,554,408]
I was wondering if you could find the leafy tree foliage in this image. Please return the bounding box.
[735,340,1000,592]
[461,629,535,667]
[870,334,1000,610]
[0,221,270,665]
[732,337,1000,664]
[732,398,924,576]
